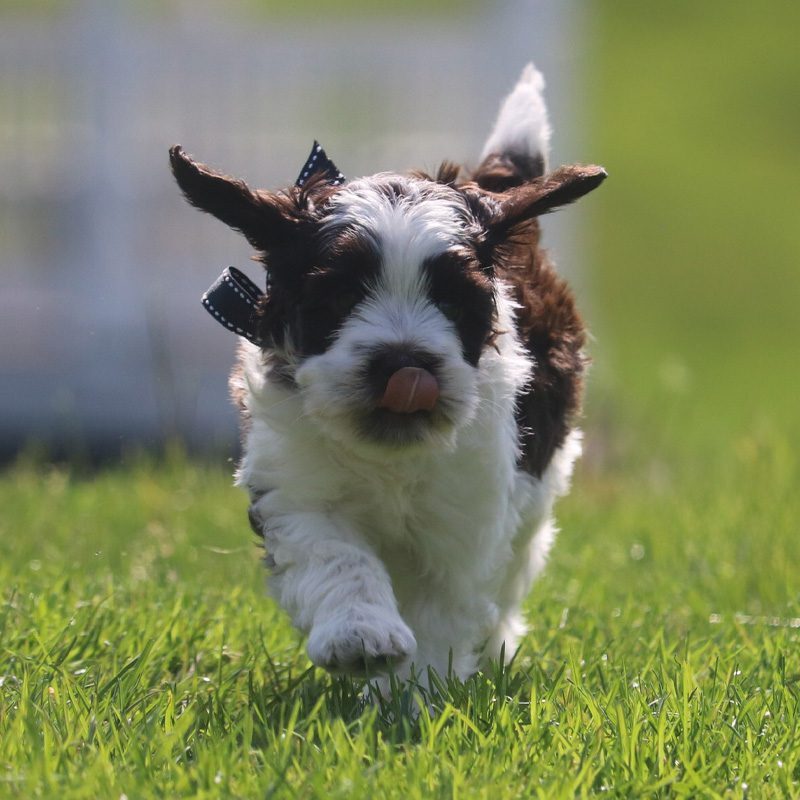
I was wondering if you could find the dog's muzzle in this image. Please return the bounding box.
[366,345,442,415]
[378,367,439,414]
[352,345,457,446]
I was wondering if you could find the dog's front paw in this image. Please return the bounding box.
[307,607,417,676]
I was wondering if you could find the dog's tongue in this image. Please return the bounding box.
[379,367,439,414]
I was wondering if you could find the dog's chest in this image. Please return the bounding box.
[328,440,519,578]
[240,346,531,576]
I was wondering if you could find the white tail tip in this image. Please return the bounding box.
[480,63,552,168]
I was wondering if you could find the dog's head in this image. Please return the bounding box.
[171,147,604,450]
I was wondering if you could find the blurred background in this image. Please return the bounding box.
[2,7,799,790]
[0,0,586,459]
[1,0,798,467]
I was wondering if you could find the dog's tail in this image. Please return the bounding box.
[473,63,551,192]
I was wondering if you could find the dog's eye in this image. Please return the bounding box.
[306,290,359,320]
[329,291,360,318]
[438,301,463,325]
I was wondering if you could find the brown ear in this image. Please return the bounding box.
[169,145,300,252]
[495,164,607,230]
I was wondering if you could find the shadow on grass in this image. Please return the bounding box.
[244,644,537,748]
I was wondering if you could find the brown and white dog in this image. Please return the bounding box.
[170,64,605,688]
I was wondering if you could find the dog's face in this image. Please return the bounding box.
[170,148,605,449]
[292,174,497,449]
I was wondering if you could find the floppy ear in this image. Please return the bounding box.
[494,164,607,231]
[169,145,300,252]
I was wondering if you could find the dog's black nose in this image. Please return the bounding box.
[365,345,441,405]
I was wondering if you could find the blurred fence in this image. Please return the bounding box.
[0,0,579,458]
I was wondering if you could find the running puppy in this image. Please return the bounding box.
[170,64,605,686]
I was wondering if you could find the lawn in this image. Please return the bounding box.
[2,3,800,798]
[2,443,798,798]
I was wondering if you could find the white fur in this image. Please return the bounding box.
[236,302,580,684]
[233,65,579,688]
[298,178,481,451]
[480,63,551,167]
[322,175,475,301]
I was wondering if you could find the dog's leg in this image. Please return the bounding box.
[485,432,584,663]
[483,519,556,663]
[250,499,416,675]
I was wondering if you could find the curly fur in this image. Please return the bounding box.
[170,63,606,689]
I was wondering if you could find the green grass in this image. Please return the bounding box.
[1,442,798,798]
[585,0,800,450]
[3,2,800,797]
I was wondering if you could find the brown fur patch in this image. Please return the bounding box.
[423,249,497,367]
[464,154,590,477]
[472,152,545,192]
[411,162,462,186]
[496,219,586,477]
